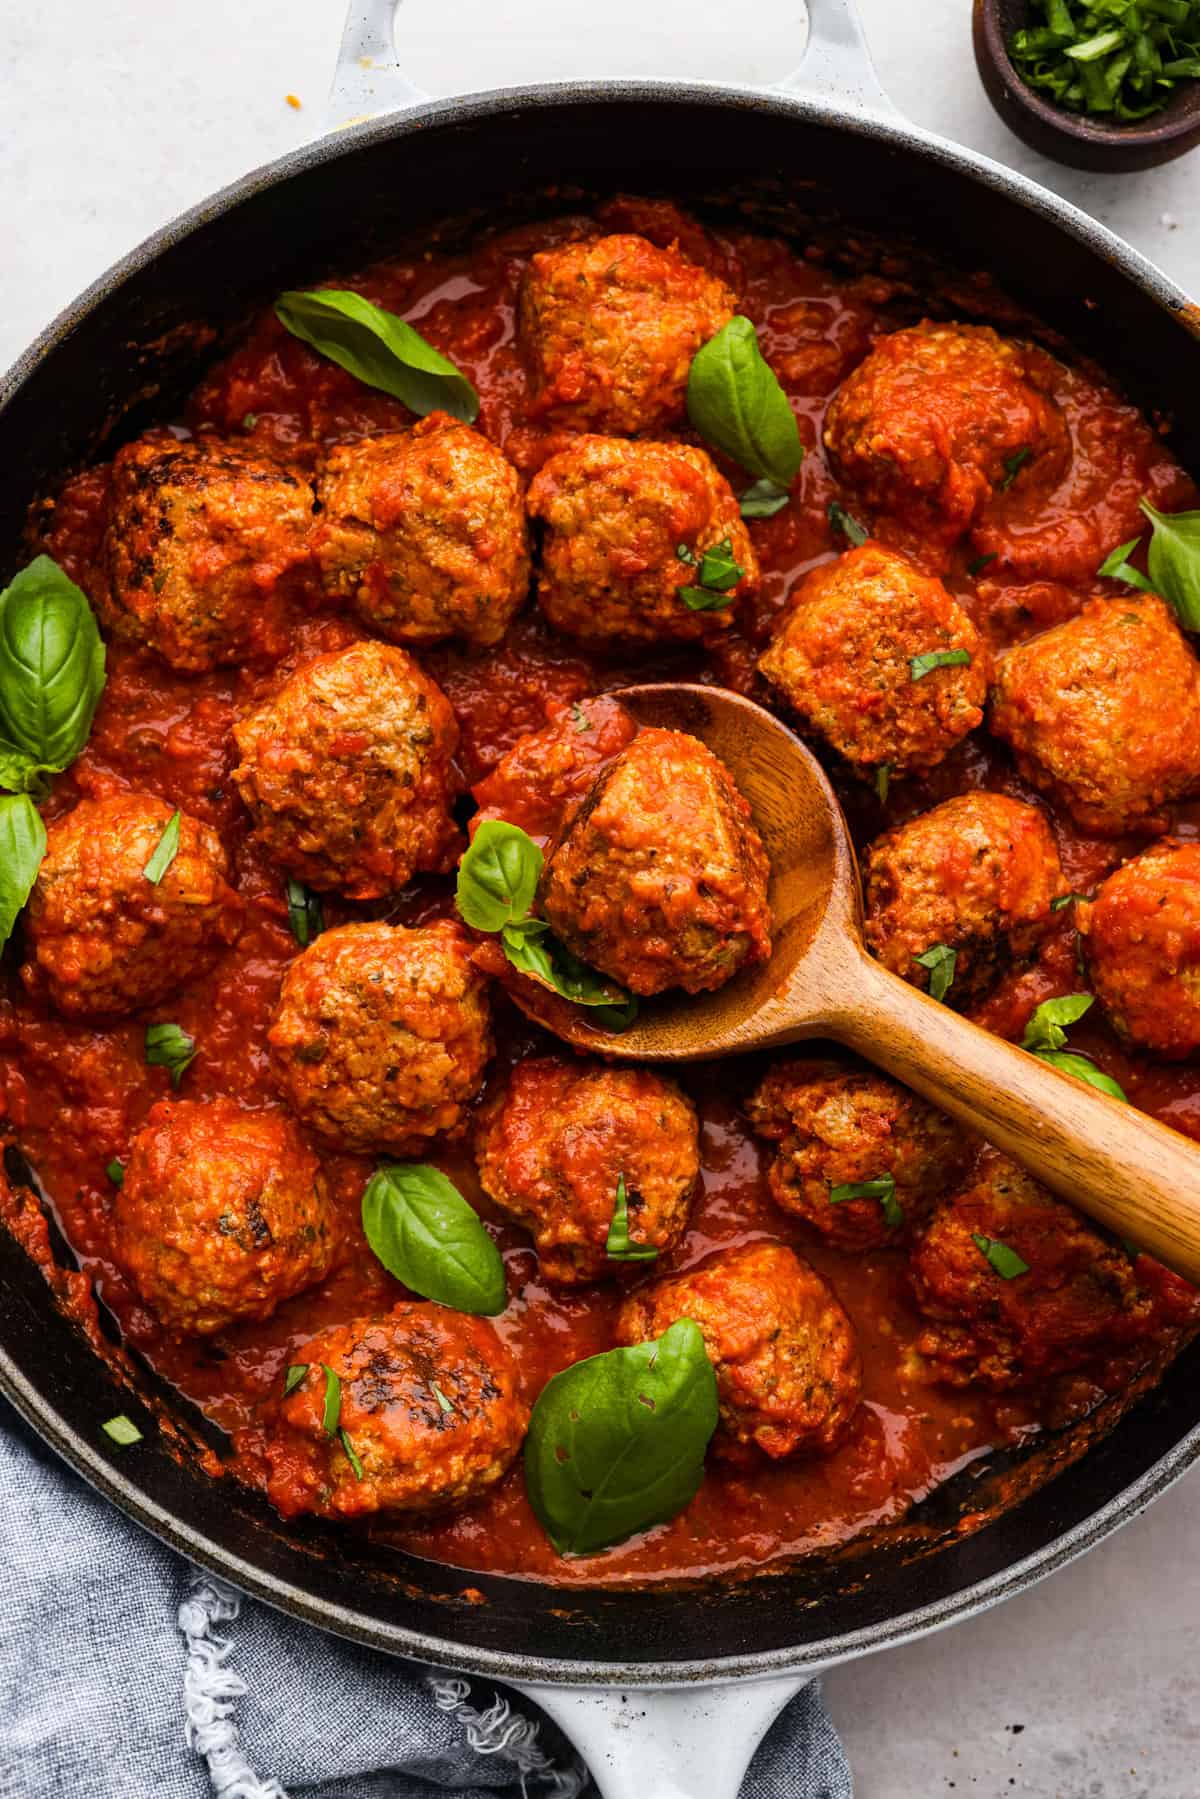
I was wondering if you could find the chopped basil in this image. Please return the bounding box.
[242,412,259,429]
[1000,448,1032,491]
[830,1175,904,1230]
[1051,891,1089,911]
[1021,993,1127,1099]
[320,1363,342,1436]
[286,878,325,948]
[0,794,46,956]
[106,1159,125,1187]
[605,1173,659,1263]
[284,1362,310,1396]
[829,501,869,548]
[361,1163,507,1316]
[0,556,106,795]
[1010,0,1200,122]
[972,1233,1030,1280]
[910,649,972,682]
[286,1361,362,1476]
[679,536,745,612]
[430,1381,455,1416]
[686,317,803,487]
[144,1022,197,1089]
[102,1413,143,1446]
[1036,1048,1127,1100]
[1097,534,1153,593]
[915,943,957,1003]
[875,763,891,805]
[967,552,998,577]
[568,703,593,733]
[339,1429,365,1480]
[142,811,181,886]
[740,477,791,520]
[275,289,479,422]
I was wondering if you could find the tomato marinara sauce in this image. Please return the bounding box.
[5,193,1200,1586]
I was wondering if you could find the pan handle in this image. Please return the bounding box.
[779,0,899,116]
[511,1673,816,1799]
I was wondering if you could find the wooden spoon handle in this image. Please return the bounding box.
[828,945,1200,1283]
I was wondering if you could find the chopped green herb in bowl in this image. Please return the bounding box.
[1010,0,1200,122]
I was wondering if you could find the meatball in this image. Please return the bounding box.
[269,920,492,1154]
[111,1098,335,1336]
[527,436,758,646]
[758,543,989,777]
[470,695,639,846]
[539,727,773,996]
[232,640,460,899]
[615,1242,861,1460]
[746,1055,970,1251]
[314,416,530,648]
[863,792,1066,1002]
[1078,840,1200,1058]
[909,1154,1151,1388]
[261,1304,528,1520]
[21,793,238,1018]
[101,434,314,671]
[988,594,1200,837]
[475,1057,699,1284]
[824,322,1068,550]
[518,232,735,434]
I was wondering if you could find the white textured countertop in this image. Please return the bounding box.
[5,2,1199,1793]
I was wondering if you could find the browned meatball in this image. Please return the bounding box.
[111,1098,335,1336]
[101,434,313,671]
[518,232,735,434]
[539,727,773,996]
[746,1055,970,1251]
[261,1304,528,1520]
[1078,840,1200,1058]
[909,1153,1153,1388]
[864,792,1066,1002]
[988,594,1200,837]
[615,1242,861,1460]
[758,543,989,778]
[314,415,530,647]
[269,921,492,1154]
[824,322,1068,552]
[21,792,239,1018]
[527,436,758,646]
[474,1057,699,1284]
[232,640,460,899]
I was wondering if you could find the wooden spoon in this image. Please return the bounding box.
[531,682,1200,1284]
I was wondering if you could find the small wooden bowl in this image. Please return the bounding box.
[974,0,1200,171]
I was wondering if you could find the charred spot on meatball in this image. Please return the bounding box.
[863,792,1066,1003]
[232,639,461,899]
[526,436,759,646]
[518,232,735,434]
[759,543,989,778]
[112,1097,335,1336]
[474,1056,699,1284]
[315,415,530,648]
[261,1304,528,1519]
[615,1242,861,1460]
[269,920,492,1155]
[101,433,314,672]
[1078,840,1200,1058]
[21,792,239,1019]
[538,727,772,997]
[988,593,1200,838]
[746,1055,971,1251]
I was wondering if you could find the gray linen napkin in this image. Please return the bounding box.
[0,1401,852,1799]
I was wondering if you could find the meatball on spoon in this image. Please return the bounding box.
[546,683,1200,1286]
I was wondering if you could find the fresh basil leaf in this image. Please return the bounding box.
[915,943,957,1003]
[0,556,106,782]
[740,477,791,520]
[320,1363,342,1435]
[605,1173,659,1263]
[569,703,593,733]
[830,1174,903,1229]
[875,764,891,805]
[1021,992,1095,1053]
[275,289,479,423]
[1051,891,1089,911]
[284,1362,310,1396]
[106,1159,125,1188]
[339,1428,365,1479]
[500,919,639,1029]
[972,1233,1030,1279]
[675,543,697,567]
[1140,499,1200,631]
[1000,447,1032,490]
[910,649,972,682]
[686,316,803,487]
[142,810,181,886]
[457,820,544,932]
[0,793,46,955]
[430,1381,455,1416]
[286,878,324,948]
[696,539,743,592]
[102,1414,143,1446]
[1097,535,1155,594]
[829,501,868,548]
[967,552,998,577]
[1035,1047,1127,1101]
[524,1319,719,1555]
[361,1163,507,1316]
[144,1022,197,1089]
[680,585,736,613]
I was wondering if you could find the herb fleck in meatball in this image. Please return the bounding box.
[910,1153,1152,1389]
[539,727,772,996]
[824,322,1068,551]
[527,436,758,646]
[475,1057,698,1284]
[112,1098,335,1336]
[315,416,530,647]
[232,640,460,899]
[988,594,1200,837]
[269,921,492,1155]
[746,1055,970,1251]
[101,433,314,671]
[21,793,239,1018]
[518,232,735,434]
[615,1242,861,1460]
[758,543,988,777]
[1078,840,1200,1058]
[262,1305,528,1520]
[863,792,1066,1002]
